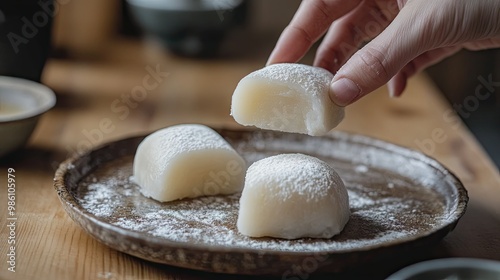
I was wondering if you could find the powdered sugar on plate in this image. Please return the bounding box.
[73,149,446,253]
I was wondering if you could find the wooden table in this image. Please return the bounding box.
[1,39,500,280]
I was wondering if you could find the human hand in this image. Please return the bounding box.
[267,0,500,106]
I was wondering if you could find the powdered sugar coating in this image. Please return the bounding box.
[246,63,333,98]
[238,154,350,239]
[244,153,344,202]
[231,63,344,136]
[136,124,235,170]
[133,124,246,201]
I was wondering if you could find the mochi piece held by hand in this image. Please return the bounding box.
[133,124,246,202]
[231,63,344,136]
[237,153,350,239]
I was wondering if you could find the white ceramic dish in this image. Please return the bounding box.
[0,76,56,157]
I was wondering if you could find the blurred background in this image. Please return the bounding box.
[1,0,499,168]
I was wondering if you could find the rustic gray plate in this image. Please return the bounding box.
[54,129,468,275]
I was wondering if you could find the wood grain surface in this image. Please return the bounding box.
[1,39,499,280]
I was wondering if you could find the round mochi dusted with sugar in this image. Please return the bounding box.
[133,124,246,202]
[237,153,350,239]
[231,63,344,136]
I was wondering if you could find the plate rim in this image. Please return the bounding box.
[53,128,469,256]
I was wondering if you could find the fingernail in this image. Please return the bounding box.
[330,78,360,106]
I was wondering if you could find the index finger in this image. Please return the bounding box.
[267,0,363,65]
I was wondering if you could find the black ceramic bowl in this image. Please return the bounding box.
[127,0,244,57]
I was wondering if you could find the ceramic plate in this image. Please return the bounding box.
[54,129,468,275]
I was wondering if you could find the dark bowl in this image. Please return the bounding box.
[126,0,244,57]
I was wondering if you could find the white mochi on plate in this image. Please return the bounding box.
[133,124,246,202]
[231,63,344,136]
[237,153,350,239]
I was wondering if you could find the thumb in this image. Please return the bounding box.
[329,3,430,106]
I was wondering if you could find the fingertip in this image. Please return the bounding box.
[266,46,282,66]
[266,26,313,67]
[329,77,361,106]
[388,73,407,98]
[395,79,407,97]
[265,57,274,66]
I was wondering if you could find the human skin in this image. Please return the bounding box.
[267,0,500,106]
